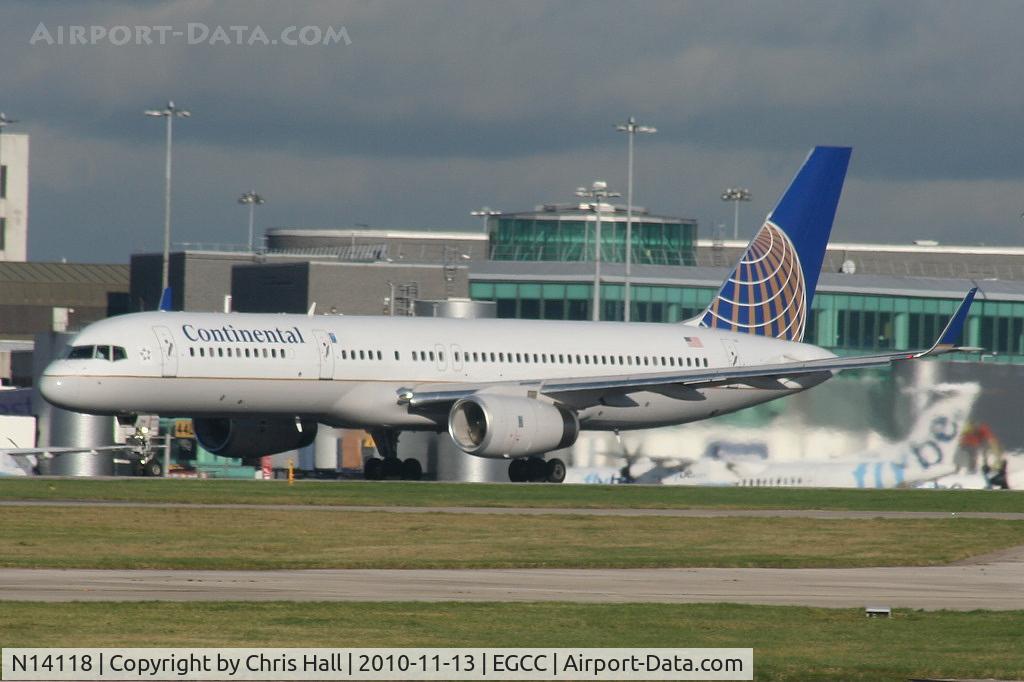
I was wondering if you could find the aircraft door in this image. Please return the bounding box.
[313,330,335,380]
[720,339,740,367]
[152,326,178,377]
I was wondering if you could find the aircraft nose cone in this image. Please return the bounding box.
[38,374,75,410]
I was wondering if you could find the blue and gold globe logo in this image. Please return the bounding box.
[700,221,807,341]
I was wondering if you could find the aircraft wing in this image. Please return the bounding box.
[407,288,976,410]
[0,445,136,459]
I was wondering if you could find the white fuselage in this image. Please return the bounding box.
[40,311,835,435]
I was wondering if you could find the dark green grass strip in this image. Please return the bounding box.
[2,602,1022,681]
[3,506,1023,569]
[2,478,1023,513]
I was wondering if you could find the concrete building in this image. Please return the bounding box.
[232,260,468,315]
[130,249,469,315]
[0,262,129,385]
[0,132,28,262]
[130,251,256,313]
[266,227,487,263]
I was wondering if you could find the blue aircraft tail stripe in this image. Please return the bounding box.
[698,146,850,341]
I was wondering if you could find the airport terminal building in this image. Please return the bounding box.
[26,199,1024,479]
[134,215,1024,365]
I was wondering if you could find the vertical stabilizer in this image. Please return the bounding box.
[697,146,851,341]
[158,287,173,312]
[899,382,980,479]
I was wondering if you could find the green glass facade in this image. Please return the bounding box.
[470,281,1024,364]
[488,215,697,266]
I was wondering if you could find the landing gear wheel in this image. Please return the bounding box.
[527,457,548,482]
[508,458,529,482]
[545,458,566,483]
[143,459,163,477]
[401,458,423,481]
[382,457,403,479]
[364,457,385,480]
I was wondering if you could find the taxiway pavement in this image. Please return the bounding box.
[3,500,1022,610]
[2,545,1022,610]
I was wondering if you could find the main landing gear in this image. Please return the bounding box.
[365,428,423,481]
[508,456,566,483]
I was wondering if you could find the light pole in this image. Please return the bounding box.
[720,187,751,240]
[615,116,656,322]
[576,181,620,321]
[145,101,191,293]
[238,191,265,252]
[0,113,16,200]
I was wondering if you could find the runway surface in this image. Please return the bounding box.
[3,500,1022,610]
[2,544,1022,610]
[2,499,1023,520]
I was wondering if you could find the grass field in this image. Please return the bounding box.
[2,505,1023,569]
[2,477,1023,512]
[2,602,1023,681]
[3,479,1021,680]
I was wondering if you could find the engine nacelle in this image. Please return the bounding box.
[193,417,318,463]
[448,395,579,458]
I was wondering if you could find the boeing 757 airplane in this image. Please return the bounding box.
[39,147,977,482]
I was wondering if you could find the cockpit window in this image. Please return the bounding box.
[66,345,128,361]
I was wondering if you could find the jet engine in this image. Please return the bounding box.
[193,417,317,463]
[448,395,578,458]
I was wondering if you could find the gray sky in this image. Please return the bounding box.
[2,0,1023,263]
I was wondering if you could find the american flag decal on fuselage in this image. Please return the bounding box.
[699,221,807,342]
